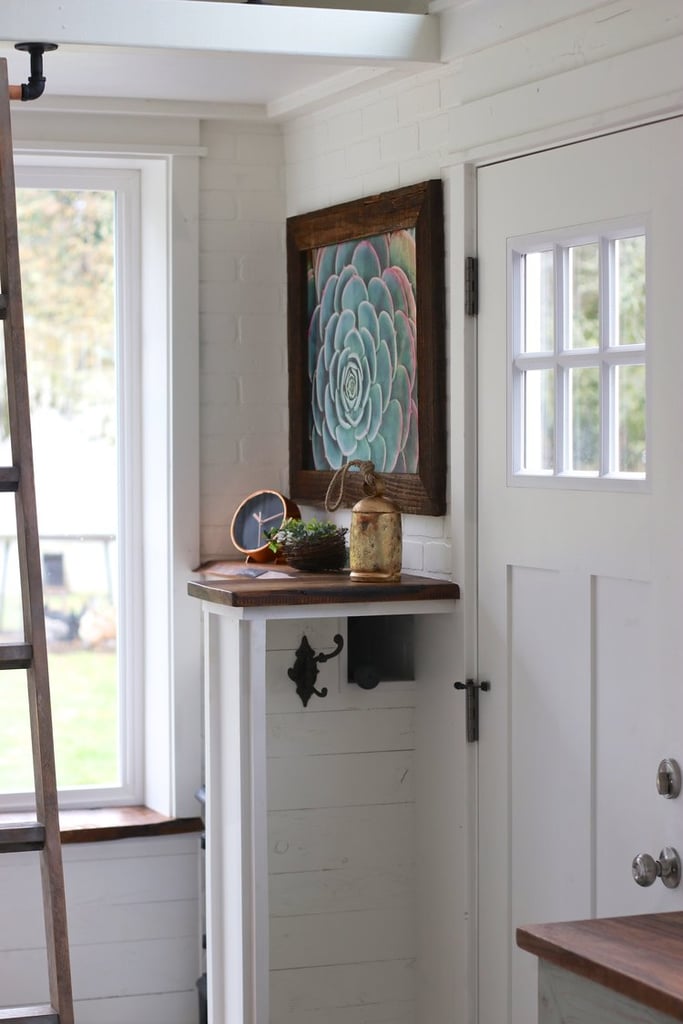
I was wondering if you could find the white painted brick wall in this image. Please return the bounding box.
[362,95,399,137]
[284,67,454,577]
[199,120,288,560]
[396,79,441,125]
[380,122,419,163]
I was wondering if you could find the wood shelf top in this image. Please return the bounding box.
[517,912,683,1021]
[188,562,460,609]
[0,807,203,846]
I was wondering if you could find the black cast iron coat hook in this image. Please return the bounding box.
[288,634,344,708]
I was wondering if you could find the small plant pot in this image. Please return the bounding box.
[281,529,348,572]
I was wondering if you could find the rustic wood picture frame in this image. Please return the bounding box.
[286,179,446,516]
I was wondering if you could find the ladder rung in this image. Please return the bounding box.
[0,466,20,491]
[0,1007,57,1022]
[0,823,46,853]
[0,642,32,668]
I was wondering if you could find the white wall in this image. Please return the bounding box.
[0,836,201,1024]
[266,617,417,1024]
[262,607,465,1024]
[198,119,289,561]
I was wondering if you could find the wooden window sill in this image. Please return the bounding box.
[0,806,204,845]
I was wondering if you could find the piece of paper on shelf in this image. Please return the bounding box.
[198,562,265,577]
[196,562,293,580]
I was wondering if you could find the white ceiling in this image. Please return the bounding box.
[2,45,368,107]
[0,0,442,118]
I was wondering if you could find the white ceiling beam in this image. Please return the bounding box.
[0,0,441,64]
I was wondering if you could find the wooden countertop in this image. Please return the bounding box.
[188,562,460,608]
[517,912,683,1021]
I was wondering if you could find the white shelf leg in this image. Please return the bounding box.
[204,608,269,1024]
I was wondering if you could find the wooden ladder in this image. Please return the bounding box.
[0,58,74,1024]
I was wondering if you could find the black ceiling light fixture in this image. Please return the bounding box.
[12,42,58,102]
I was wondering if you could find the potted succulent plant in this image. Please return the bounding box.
[265,517,348,572]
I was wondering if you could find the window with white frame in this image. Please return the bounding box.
[509,223,647,486]
[0,143,200,820]
[0,162,143,811]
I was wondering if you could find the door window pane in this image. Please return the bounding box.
[511,227,646,485]
[569,366,599,472]
[616,363,646,474]
[568,243,599,349]
[523,369,555,472]
[615,235,646,347]
[522,251,554,353]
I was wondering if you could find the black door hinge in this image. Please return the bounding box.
[454,678,490,742]
[465,256,478,317]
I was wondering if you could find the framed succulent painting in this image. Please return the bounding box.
[286,180,446,516]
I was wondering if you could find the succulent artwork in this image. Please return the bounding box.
[306,228,418,473]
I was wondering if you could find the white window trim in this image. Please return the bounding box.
[507,216,650,492]
[5,148,201,818]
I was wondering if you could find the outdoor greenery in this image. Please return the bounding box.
[527,235,646,474]
[0,649,118,793]
[14,187,116,443]
[0,187,121,796]
[569,237,646,472]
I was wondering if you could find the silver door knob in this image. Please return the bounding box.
[656,759,681,798]
[632,847,681,888]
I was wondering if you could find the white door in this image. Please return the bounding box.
[476,118,683,1024]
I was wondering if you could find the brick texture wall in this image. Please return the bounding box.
[283,66,453,577]
[198,105,453,575]
[198,120,289,560]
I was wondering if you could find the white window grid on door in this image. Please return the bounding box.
[507,219,648,490]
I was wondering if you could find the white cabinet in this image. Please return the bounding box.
[189,567,459,1024]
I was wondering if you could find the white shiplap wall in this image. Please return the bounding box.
[0,836,201,1024]
[266,617,417,1024]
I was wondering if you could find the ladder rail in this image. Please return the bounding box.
[0,59,74,1024]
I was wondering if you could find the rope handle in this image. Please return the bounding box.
[324,460,383,511]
